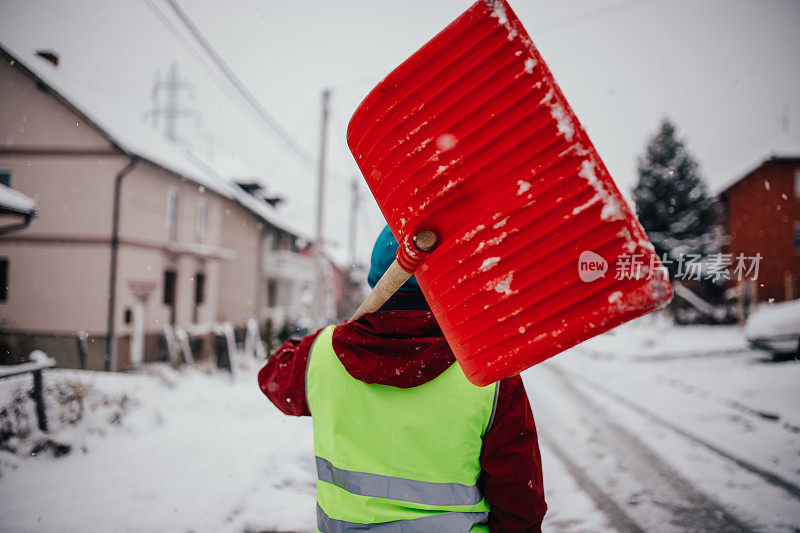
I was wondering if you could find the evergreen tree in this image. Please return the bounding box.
[633,118,716,274]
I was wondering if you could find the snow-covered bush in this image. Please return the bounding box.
[0,370,140,462]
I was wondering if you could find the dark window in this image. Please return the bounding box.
[267,279,278,308]
[192,272,205,324]
[795,170,800,199]
[0,170,10,188]
[124,308,132,325]
[194,272,205,305]
[795,225,800,253]
[163,270,176,305]
[0,258,8,302]
[163,269,177,325]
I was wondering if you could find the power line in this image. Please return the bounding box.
[145,0,351,182]
[141,0,311,170]
[533,0,660,34]
[161,0,323,171]
[140,0,232,93]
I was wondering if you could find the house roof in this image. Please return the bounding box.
[0,43,309,241]
[718,155,800,197]
[715,134,800,196]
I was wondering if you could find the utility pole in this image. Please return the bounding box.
[313,89,331,328]
[348,176,360,269]
[347,176,364,316]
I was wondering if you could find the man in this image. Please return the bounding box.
[258,226,547,532]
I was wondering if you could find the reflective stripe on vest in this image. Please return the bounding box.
[316,456,483,506]
[306,325,497,531]
[317,504,490,533]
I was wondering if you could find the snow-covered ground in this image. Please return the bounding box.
[1,317,798,532]
[0,362,316,532]
[528,314,800,532]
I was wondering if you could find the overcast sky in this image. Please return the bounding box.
[1,0,798,265]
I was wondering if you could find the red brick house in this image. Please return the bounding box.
[719,155,800,303]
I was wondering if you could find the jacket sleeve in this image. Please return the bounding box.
[257,329,322,416]
[480,375,547,532]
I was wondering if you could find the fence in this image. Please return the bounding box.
[0,355,56,432]
[161,319,268,375]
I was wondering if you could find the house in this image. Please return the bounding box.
[719,155,800,303]
[0,44,319,370]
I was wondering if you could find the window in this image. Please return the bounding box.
[795,224,800,253]
[193,272,205,323]
[166,189,179,241]
[267,279,278,308]
[194,272,205,305]
[163,270,177,305]
[163,269,177,324]
[0,258,8,302]
[0,170,10,187]
[195,199,208,243]
[795,170,800,199]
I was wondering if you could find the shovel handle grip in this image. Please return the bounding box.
[350,231,437,321]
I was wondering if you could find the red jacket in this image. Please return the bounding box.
[257,302,547,532]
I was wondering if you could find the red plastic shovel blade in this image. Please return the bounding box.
[348,0,673,386]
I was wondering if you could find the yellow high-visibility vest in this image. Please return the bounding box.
[306,325,498,532]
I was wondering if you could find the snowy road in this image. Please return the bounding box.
[534,365,751,532]
[527,321,800,532]
[1,320,799,532]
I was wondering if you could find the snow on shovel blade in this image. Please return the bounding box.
[347,0,673,386]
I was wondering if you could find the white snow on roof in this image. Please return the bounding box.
[714,133,800,195]
[0,182,36,215]
[1,42,308,240]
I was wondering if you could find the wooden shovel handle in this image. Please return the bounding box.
[350,231,437,321]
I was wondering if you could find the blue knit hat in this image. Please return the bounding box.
[367,225,421,292]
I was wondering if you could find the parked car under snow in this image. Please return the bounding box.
[745,299,800,359]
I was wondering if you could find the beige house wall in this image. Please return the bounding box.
[0,58,113,151]
[217,198,261,325]
[113,163,228,333]
[0,156,231,334]
[0,154,124,237]
[119,164,223,247]
[0,241,109,333]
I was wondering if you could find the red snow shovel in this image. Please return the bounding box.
[348,0,673,386]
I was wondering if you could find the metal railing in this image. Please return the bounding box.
[0,356,56,432]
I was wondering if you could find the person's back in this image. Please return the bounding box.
[258,226,547,532]
[308,321,493,530]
